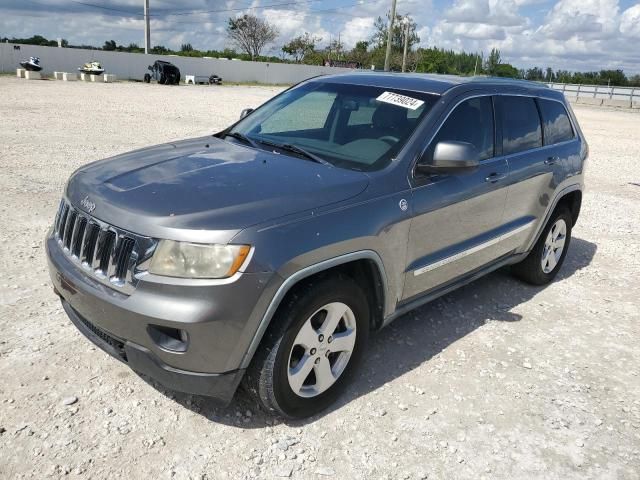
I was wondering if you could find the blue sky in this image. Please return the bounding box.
[1,0,639,73]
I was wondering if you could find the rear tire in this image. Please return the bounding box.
[511,206,573,285]
[143,73,151,83]
[244,274,370,419]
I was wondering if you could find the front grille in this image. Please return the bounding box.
[53,199,156,294]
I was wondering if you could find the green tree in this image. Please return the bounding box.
[372,14,419,50]
[180,43,194,52]
[103,40,117,51]
[151,45,170,54]
[227,14,279,60]
[282,32,321,63]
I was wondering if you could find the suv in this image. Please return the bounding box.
[143,60,181,85]
[46,73,586,418]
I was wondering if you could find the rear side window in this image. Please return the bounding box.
[430,96,495,161]
[537,99,574,145]
[500,96,542,155]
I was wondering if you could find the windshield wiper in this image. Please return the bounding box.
[223,131,259,149]
[257,139,331,166]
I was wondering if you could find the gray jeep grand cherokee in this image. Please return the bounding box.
[46,73,586,418]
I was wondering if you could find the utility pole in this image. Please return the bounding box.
[473,54,479,76]
[144,0,150,54]
[383,0,397,71]
[401,18,409,73]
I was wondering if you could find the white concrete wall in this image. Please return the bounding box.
[0,43,353,84]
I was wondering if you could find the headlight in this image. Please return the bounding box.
[149,241,251,279]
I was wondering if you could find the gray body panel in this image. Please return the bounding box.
[46,72,586,402]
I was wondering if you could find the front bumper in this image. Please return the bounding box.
[62,299,244,403]
[46,232,276,404]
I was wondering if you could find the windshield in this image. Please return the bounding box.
[229,81,438,171]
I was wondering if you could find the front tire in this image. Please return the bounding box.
[244,275,370,418]
[511,207,573,285]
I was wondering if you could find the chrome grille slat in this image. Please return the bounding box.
[96,230,116,276]
[57,203,69,240]
[82,223,100,265]
[51,199,156,295]
[115,238,135,280]
[71,217,87,257]
[63,211,77,250]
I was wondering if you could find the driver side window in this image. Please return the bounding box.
[428,96,495,161]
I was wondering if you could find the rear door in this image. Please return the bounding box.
[497,96,577,254]
[403,95,510,299]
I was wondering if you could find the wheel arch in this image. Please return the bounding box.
[239,251,389,369]
[556,189,582,226]
[526,185,582,252]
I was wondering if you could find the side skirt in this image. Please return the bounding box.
[382,251,528,327]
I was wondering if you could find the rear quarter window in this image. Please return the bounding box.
[537,98,575,145]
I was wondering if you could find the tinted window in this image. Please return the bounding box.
[537,99,574,145]
[430,96,495,161]
[500,96,542,155]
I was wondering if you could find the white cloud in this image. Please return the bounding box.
[444,0,526,27]
[340,17,376,48]
[539,0,620,40]
[620,4,640,38]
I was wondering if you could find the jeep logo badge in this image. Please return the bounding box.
[80,195,96,214]
[399,199,408,211]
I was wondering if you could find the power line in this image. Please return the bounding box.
[158,0,324,17]
[66,0,145,17]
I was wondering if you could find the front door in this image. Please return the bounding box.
[402,95,510,299]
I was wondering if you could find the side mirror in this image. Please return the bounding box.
[147,65,153,71]
[416,141,480,175]
[240,108,254,119]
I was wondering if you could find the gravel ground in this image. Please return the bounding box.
[0,77,639,480]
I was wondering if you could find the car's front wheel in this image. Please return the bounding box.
[511,206,573,285]
[245,275,370,418]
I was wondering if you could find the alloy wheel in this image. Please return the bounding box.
[541,218,567,273]
[287,302,357,398]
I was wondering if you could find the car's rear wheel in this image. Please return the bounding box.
[244,274,369,418]
[143,73,151,83]
[511,206,573,285]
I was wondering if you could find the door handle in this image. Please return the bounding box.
[545,156,560,165]
[485,172,506,183]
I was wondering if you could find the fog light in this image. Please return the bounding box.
[147,324,189,352]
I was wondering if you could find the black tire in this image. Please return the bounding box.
[244,274,370,419]
[159,74,166,85]
[511,206,573,285]
[143,73,151,83]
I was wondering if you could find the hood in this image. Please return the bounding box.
[66,136,369,242]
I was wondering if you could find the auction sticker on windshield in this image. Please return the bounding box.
[376,91,425,110]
